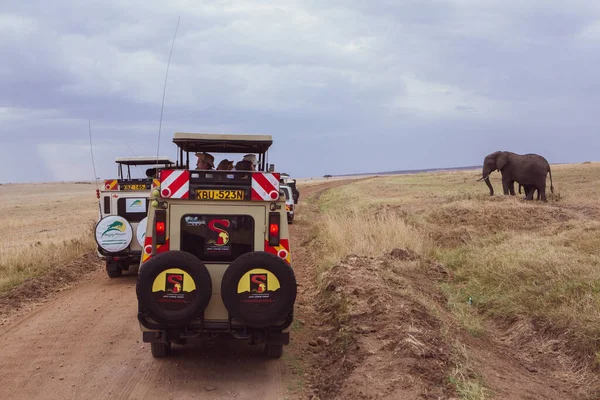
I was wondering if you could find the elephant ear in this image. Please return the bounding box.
[496,152,509,171]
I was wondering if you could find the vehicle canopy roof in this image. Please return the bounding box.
[172,132,275,171]
[173,132,273,154]
[114,156,176,166]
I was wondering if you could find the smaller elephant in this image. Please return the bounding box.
[518,183,540,200]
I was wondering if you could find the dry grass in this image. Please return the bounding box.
[448,341,494,400]
[317,207,431,274]
[0,182,99,292]
[315,162,600,371]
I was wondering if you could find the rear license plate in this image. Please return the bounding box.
[196,189,245,200]
[121,184,149,191]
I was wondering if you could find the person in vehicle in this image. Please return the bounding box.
[242,154,257,171]
[217,159,234,170]
[235,159,253,171]
[195,152,215,170]
[145,168,157,178]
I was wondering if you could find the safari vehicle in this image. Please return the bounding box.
[94,156,175,278]
[280,184,295,223]
[135,132,296,359]
[280,174,299,204]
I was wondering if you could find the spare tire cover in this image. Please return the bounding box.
[136,217,148,247]
[136,251,212,326]
[221,251,297,328]
[95,215,133,253]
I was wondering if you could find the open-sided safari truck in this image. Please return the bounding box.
[280,174,300,204]
[135,133,296,359]
[94,156,175,278]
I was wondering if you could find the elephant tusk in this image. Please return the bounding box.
[476,175,489,182]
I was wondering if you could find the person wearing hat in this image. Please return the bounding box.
[195,152,215,170]
[242,154,257,171]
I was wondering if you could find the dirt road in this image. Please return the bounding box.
[0,179,354,400]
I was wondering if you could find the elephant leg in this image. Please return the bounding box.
[540,182,547,202]
[522,185,530,199]
[509,181,516,195]
[524,185,534,200]
[502,177,511,195]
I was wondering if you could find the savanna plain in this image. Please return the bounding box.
[1,163,600,400]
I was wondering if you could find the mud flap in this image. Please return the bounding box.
[143,330,167,344]
[265,331,289,345]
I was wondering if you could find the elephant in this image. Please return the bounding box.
[478,151,554,201]
[519,183,540,200]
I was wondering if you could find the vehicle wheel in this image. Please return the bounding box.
[107,268,122,278]
[151,341,171,358]
[266,344,283,358]
[221,251,297,328]
[106,262,122,278]
[136,251,212,327]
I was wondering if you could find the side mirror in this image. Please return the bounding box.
[268,164,275,172]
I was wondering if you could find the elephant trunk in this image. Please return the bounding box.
[484,176,494,196]
[480,165,493,196]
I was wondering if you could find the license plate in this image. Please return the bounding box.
[121,184,149,191]
[196,189,245,200]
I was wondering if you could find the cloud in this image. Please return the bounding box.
[0,1,599,183]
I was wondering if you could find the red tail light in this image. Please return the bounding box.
[269,223,279,235]
[155,210,167,245]
[268,212,280,246]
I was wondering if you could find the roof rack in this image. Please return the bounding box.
[172,132,273,154]
[114,156,176,166]
[172,132,274,171]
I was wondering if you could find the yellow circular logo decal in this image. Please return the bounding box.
[237,268,280,294]
[151,268,197,311]
[237,268,281,311]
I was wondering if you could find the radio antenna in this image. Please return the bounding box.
[124,141,137,157]
[88,118,102,215]
[156,16,180,164]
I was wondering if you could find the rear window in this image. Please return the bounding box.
[281,187,292,201]
[180,214,255,262]
[117,197,149,222]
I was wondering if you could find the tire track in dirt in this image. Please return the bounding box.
[0,268,291,400]
[0,178,363,400]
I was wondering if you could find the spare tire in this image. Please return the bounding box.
[136,251,212,326]
[95,215,133,253]
[221,251,297,328]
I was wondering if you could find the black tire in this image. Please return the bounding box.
[266,344,283,358]
[107,268,122,278]
[151,341,170,358]
[221,251,297,328]
[136,251,212,327]
[106,261,122,278]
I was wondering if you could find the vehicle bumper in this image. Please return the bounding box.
[137,312,293,345]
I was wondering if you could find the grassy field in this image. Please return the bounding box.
[0,182,99,292]
[314,162,600,375]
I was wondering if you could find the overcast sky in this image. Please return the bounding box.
[1,1,599,183]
